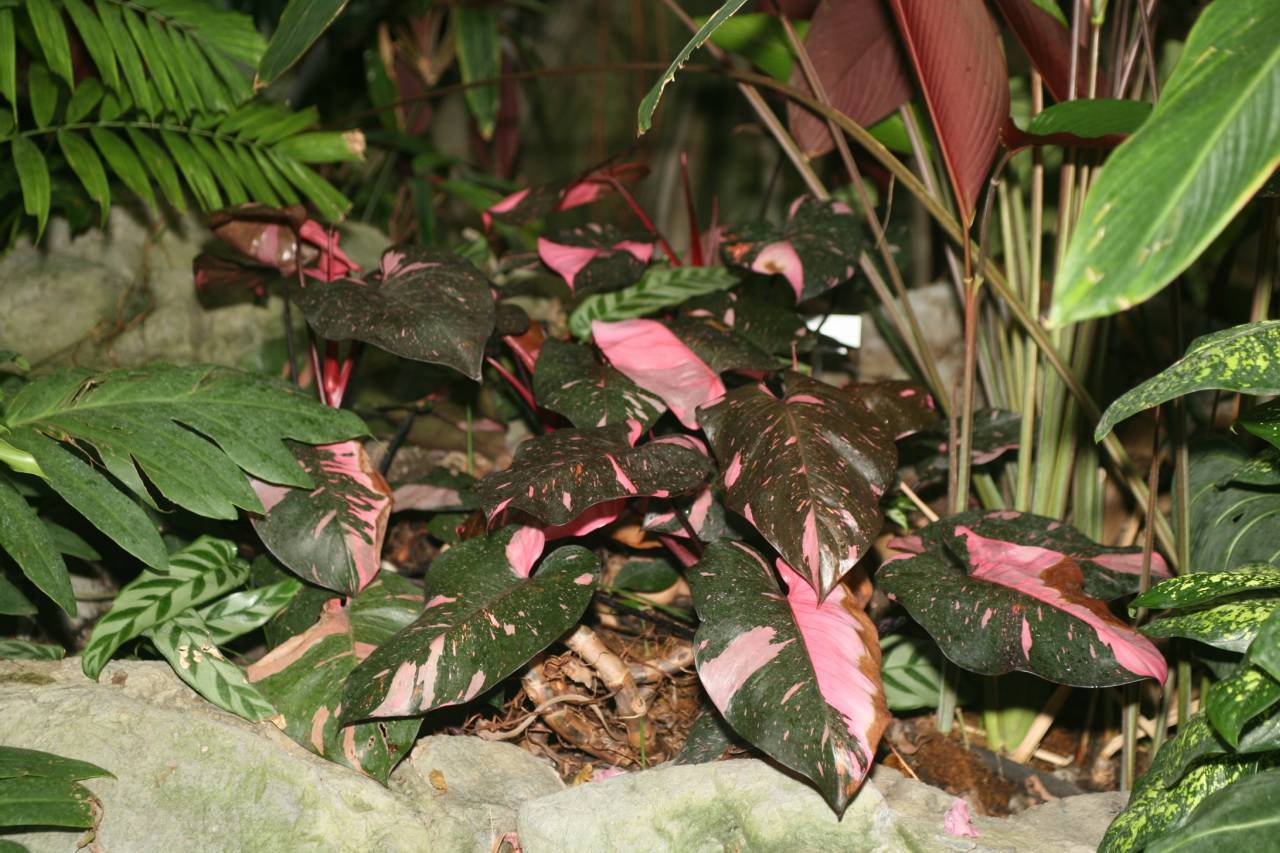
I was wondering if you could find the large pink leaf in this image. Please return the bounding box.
[592,319,726,429]
[879,515,1168,687]
[787,0,913,157]
[991,0,1100,103]
[887,0,1009,222]
[691,541,888,814]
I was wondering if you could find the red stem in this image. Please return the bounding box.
[599,176,681,266]
[679,152,704,266]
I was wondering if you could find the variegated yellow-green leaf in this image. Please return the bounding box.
[1143,597,1280,653]
[1134,564,1280,612]
[1051,0,1280,326]
[82,537,250,679]
[1149,767,1280,853]
[1206,665,1280,747]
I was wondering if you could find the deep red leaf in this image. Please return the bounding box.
[887,0,1009,222]
[991,0,1101,103]
[786,0,912,158]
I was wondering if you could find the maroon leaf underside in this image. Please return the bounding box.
[787,0,913,157]
[697,372,897,598]
[992,0,1102,103]
[888,0,1009,222]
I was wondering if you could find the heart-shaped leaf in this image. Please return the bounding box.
[683,288,809,355]
[144,608,277,721]
[698,372,897,597]
[786,0,911,157]
[1,364,366,522]
[247,573,423,780]
[251,440,392,596]
[690,542,888,815]
[477,424,712,526]
[900,509,1171,600]
[721,197,862,301]
[1097,322,1280,440]
[910,408,1020,480]
[341,526,600,720]
[848,380,938,440]
[888,0,1008,222]
[568,265,739,339]
[593,319,725,429]
[878,520,1167,686]
[664,315,778,373]
[537,225,652,294]
[1051,1,1280,326]
[82,537,251,679]
[532,338,665,432]
[294,247,496,381]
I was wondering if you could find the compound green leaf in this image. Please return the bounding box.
[257,0,349,87]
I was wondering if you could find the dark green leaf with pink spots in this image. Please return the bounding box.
[532,339,665,431]
[690,542,888,815]
[293,247,496,381]
[720,197,863,302]
[247,573,423,781]
[878,517,1167,687]
[475,424,712,525]
[341,526,599,720]
[664,314,778,373]
[697,372,897,598]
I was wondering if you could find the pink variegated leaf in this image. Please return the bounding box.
[482,162,648,229]
[252,440,392,596]
[293,247,496,381]
[896,509,1172,600]
[341,526,600,720]
[887,0,1009,223]
[879,513,1168,687]
[690,542,889,815]
[246,573,423,782]
[787,0,912,158]
[721,197,862,301]
[698,372,897,599]
[532,338,666,432]
[475,423,712,526]
[847,380,938,439]
[538,224,653,295]
[909,409,1021,482]
[593,318,725,429]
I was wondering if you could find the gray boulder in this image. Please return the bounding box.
[516,758,1126,853]
[0,660,555,852]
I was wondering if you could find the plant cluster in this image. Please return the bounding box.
[0,0,1278,849]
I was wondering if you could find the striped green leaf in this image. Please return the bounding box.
[1051,0,1280,326]
[81,537,250,679]
[879,633,944,712]
[0,640,65,660]
[144,609,276,721]
[197,578,302,645]
[570,266,740,340]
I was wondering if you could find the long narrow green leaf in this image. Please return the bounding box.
[121,9,181,116]
[0,9,15,108]
[637,0,750,133]
[1051,0,1280,326]
[57,131,111,226]
[125,127,184,209]
[0,575,35,616]
[12,137,52,238]
[0,778,96,829]
[0,475,73,615]
[62,0,119,92]
[90,127,157,210]
[24,0,73,85]
[256,0,349,87]
[455,5,500,140]
[65,80,105,124]
[96,2,157,115]
[4,430,166,571]
[27,64,57,129]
